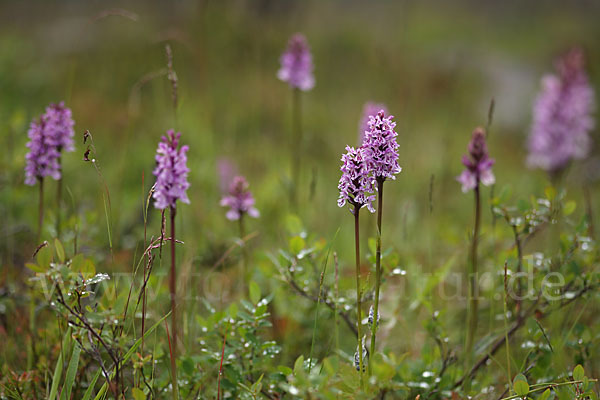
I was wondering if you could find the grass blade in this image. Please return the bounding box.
[60,342,81,400]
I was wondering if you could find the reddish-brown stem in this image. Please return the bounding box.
[353,206,364,390]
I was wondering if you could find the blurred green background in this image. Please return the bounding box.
[1,0,599,376]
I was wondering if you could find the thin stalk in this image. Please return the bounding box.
[239,214,248,290]
[216,331,227,400]
[165,320,178,400]
[465,184,481,379]
[56,157,62,237]
[369,178,384,371]
[290,88,302,206]
[353,207,364,390]
[583,185,594,239]
[503,262,512,394]
[37,177,44,243]
[169,206,177,382]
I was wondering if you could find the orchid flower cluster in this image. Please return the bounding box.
[277,33,315,92]
[338,110,401,213]
[220,175,260,221]
[528,48,596,174]
[24,102,75,185]
[457,127,495,193]
[152,130,190,210]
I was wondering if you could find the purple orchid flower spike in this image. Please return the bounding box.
[152,130,190,210]
[337,145,375,213]
[220,176,260,221]
[277,33,315,91]
[457,127,495,193]
[528,47,596,174]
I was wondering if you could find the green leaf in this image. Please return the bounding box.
[513,374,529,397]
[545,186,556,200]
[539,388,551,400]
[60,342,81,400]
[249,281,261,304]
[573,364,585,381]
[563,201,576,216]
[289,236,305,254]
[285,214,303,235]
[131,388,145,400]
[25,262,46,273]
[293,355,304,375]
[277,365,293,376]
[49,328,72,400]
[37,245,53,269]
[93,312,170,400]
[54,238,65,263]
[81,368,101,400]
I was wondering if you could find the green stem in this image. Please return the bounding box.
[37,177,44,243]
[465,184,481,379]
[239,214,248,292]
[353,207,364,390]
[290,88,302,206]
[169,206,177,385]
[369,178,384,372]
[56,157,62,238]
[503,262,512,393]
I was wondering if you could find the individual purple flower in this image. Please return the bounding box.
[527,48,596,173]
[24,118,61,185]
[358,102,387,144]
[43,102,75,152]
[337,146,375,213]
[362,110,401,183]
[277,33,315,91]
[220,176,259,221]
[152,130,190,210]
[457,127,495,193]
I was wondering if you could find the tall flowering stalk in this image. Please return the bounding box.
[278,33,314,205]
[24,102,75,241]
[45,102,75,236]
[456,127,495,372]
[362,110,401,369]
[527,48,595,180]
[220,175,259,285]
[338,145,375,389]
[152,129,190,376]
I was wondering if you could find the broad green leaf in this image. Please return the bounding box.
[573,364,585,381]
[249,281,261,304]
[513,374,529,397]
[545,186,556,200]
[54,238,65,263]
[539,388,551,400]
[37,245,53,269]
[131,388,145,400]
[294,355,304,375]
[563,201,576,216]
[289,236,305,254]
[25,262,46,273]
[285,214,303,235]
